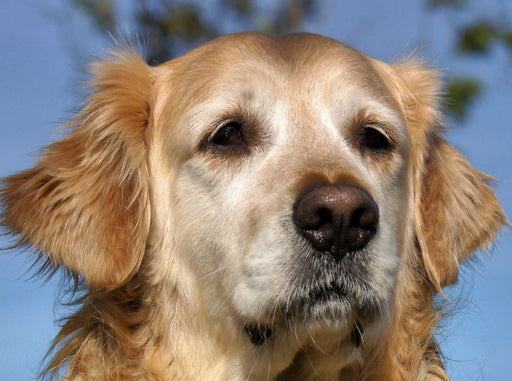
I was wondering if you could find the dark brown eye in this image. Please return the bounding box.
[359,127,392,152]
[211,121,244,146]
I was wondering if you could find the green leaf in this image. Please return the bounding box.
[73,0,116,30]
[221,0,254,17]
[161,4,217,42]
[498,30,512,52]
[457,22,495,54]
[445,78,482,121]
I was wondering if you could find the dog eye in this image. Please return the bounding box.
[211,121,244,146]
[359,127,392,153]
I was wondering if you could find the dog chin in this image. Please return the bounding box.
[282,250,390,324]
[235,242,392,348]
[242,281,386,350]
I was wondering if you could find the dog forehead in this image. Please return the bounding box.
[195,32,364,64]
[152,33,403,153]
[161,33,389,94]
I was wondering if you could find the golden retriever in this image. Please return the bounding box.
[1,33,507,380]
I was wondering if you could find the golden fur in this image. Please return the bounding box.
[1,33,507,380]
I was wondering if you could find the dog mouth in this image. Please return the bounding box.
[244,324,274,346]
[239,236,387,348]
[241,278,376,347]
[243,321,365,348]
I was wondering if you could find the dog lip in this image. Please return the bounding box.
[244,324,273,346]
[351,322,364,348]
[305,281,347,306]
[279,282,349,323]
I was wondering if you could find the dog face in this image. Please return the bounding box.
[142,34,414,373]
[2,33,506,379]
[152,34,406,331]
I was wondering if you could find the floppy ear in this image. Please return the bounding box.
[392,62,508,289]
[415,135,506,288]
[1,51,152,289]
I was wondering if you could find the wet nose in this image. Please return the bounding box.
[293,184,379,256]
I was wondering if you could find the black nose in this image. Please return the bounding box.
[293,184,379,255]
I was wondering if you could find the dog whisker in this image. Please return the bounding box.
[200,265,233,280]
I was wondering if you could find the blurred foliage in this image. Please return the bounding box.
[74,0,116,29]
[445,78,482,120]
[458,22,495,53]
[71,0,511,123]
[427,0,465,8]
[428,1,512,121]
[456,20,512,55]
[73,0,318,64]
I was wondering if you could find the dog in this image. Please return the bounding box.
[1,33,507,380]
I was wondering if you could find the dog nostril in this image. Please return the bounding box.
[346,206,378,251]
[304,207,332,230]
[318,207,333,224]
[293,184,379,255]
[294,204,336,252]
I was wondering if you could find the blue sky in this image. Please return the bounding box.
[1,1,511,380]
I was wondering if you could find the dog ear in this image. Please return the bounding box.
[415,135,506,288]
[391,62,507,289]
[1,51,152,289]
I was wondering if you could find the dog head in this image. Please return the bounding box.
[1,33,506,378]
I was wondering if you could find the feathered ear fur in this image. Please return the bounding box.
[415,134,507,288]
[1,51,152,289]
[392,62,507,289]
